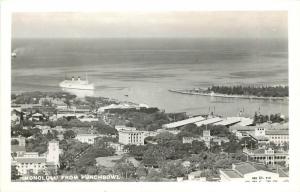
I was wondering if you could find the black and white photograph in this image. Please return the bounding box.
[1,1,300,191]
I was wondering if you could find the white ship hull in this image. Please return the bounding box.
[59,80,94,90]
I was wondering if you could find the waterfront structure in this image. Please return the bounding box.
[214,117,243,127]
[98,103,137,113]
[195,117,222,127]
[219,162,289,182]
[243,147,289,167]
[162,116,205,129]
[235,117,254,126]
[118,129,145,145]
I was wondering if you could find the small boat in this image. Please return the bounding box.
[11,52,17,57]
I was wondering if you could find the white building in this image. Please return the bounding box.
[98,103,136,113]
[243,147,289,167]
[255,127,266,137]
[108,142,127,154]
[219,162,288,182]
[14,140,60,176]
[75,134,100,144]
[249,127,269,144]
[183,130,211,148]
[265,129,289,145]
[46,140,60,166]
[14,155,47,175]
[118,129,145,145]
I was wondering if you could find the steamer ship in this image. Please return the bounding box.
[59,74,94,90]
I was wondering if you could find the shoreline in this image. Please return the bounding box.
[169,89,289,101]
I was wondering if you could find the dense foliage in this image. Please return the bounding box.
[253,112,286,124]
[59,138,115,175]
[207,85,288,97]
[108,111,171,131]
[12,91,76,104]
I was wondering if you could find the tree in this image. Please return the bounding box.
[125,145,147,160]
[63,130,76,140]
[210,141,221,153]
[145,169,164,181]
[11,165,20,180]
[136,165,147,179]
[161,161,187,178]
[11,139,19,145]
[181,123,201,135]
[282,142,289,151]
[155,132,176,144]
[191,140,208,154]
[239,137,258,150]
[176,131,195,140]
[113,161,136,179]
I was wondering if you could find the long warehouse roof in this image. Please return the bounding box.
[195,117,223,126]
[162,116,205,129]
[214,117,242,126]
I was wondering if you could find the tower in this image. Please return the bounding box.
[18,136,26,146]
[203,129,211,149]
[46,140,60,166]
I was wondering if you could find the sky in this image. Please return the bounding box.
[12,11,288,39]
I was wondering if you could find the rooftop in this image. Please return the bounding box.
[162,116,205,129]
[234,162,259,175]
[214,117,242,126]
[11,145,26,152]
[265,129,289,135]
[195,117,223,127]
[221,169,242,178]
[15,157,46,164]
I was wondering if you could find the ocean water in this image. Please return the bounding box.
[11,38,288,116]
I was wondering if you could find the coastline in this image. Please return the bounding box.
[169,89,289,101]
